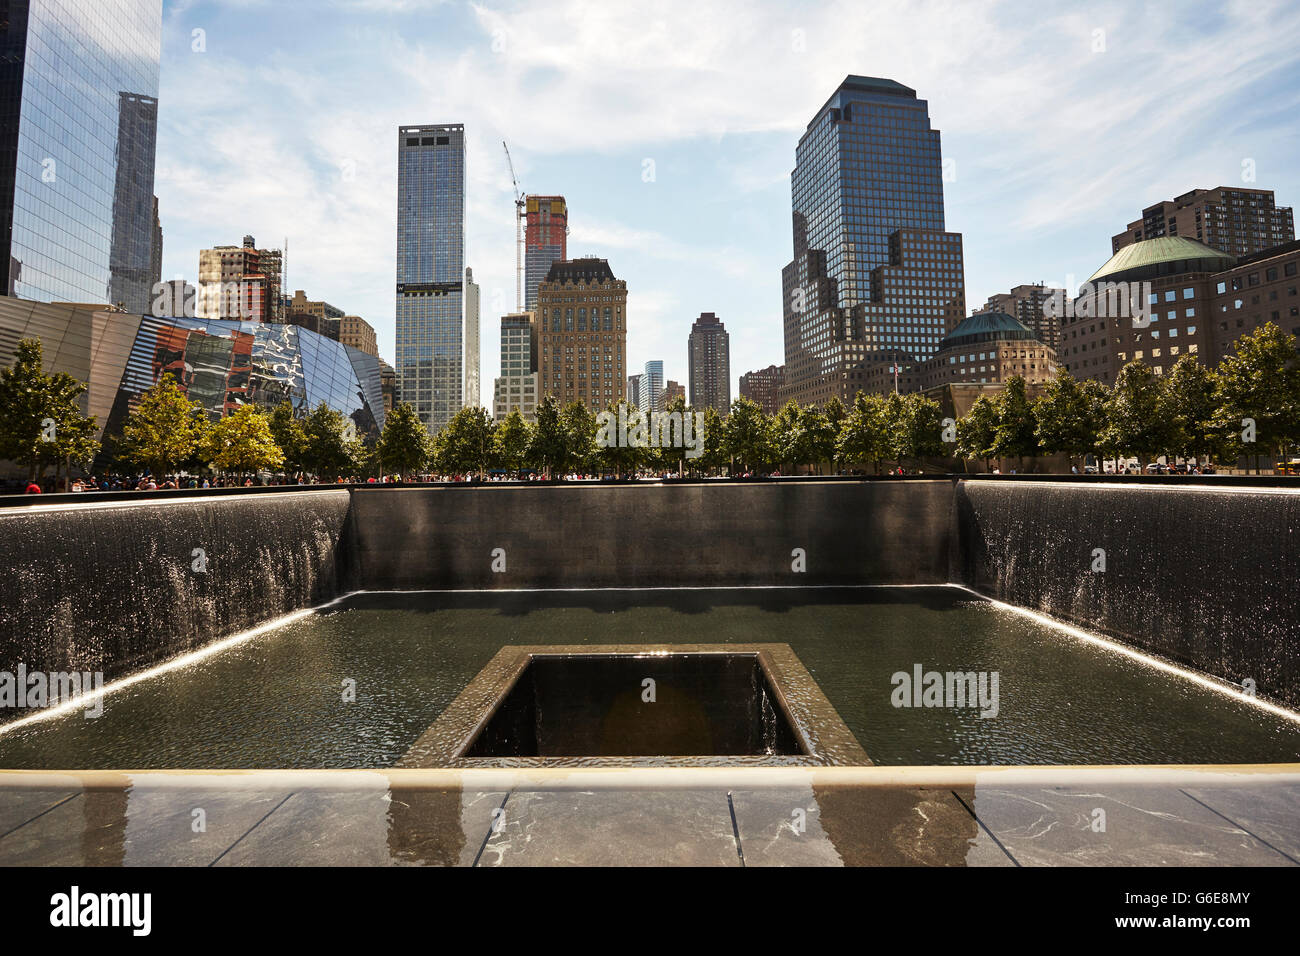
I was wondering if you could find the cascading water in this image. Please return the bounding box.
[956,480,1300,708]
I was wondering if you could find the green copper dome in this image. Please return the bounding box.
[939,311,1038,351]
[1086,236,1236,285]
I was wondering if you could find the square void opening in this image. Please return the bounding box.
[463,653,804,758]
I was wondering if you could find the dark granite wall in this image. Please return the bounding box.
[345,481,958,590]
[0,491,351,686]
[955,480,1299,707]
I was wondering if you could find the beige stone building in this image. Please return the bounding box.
[536,258,627,412]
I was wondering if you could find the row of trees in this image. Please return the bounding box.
[4,322,1299,482]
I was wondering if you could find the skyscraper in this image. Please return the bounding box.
[536,257,627,412]
[464,266,480,408]
[525,195,567,311]
[0,0,163,305]
[396,123,465,434]
[687,312,730,414]
[641,359,664,415]
[780,76,966,407]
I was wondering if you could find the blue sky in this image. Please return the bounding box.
[155,0,1300,398]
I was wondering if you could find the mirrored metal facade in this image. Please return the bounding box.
[0,1,162,310]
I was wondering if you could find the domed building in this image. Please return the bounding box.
[917,310,1056,390]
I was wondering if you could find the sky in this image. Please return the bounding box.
[155,0,1300,400]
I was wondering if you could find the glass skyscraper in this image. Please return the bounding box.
[781,76,966,406]
[396,123,465,434]
[0,1,162,310]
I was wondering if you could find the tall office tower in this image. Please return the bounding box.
[982,283,1066,354]
[687,312,731,413]
[396,124,465,434]
[739,364,785,415]
[196,236,283,323]
[1111,187,1294,257]
[0,1,162,304]
[626,373,644,410]
[525,195,567,311]
[464,267,480,408]
[780,76,966,407]
[492,311,538,421]
[536,257,627,412]
[641,360,664,414]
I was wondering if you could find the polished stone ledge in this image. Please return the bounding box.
[0,766,1296,867]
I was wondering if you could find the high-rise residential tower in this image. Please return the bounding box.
[396,124,466,434]
[525,195,567,311]
[465,267,480,408]
[981,283,1066,354]
[0,0,163,305]
[687,312,730,414]
[739,364,785,415]
[780,76,966,407]
[1111,187,1294,257]
[641,360,664,415]
[536,258,627,412]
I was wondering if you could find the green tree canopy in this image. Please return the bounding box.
[1035,369,1103,470]
[527,396,568,478]
[493,409,532,475]
[893,392,945,471]
[956,395,1001,470]
[268,401,309,473]
[117,373,209,478]
[1212,322,1300,472]
[377,401,431,476]
[202,404,285,474]
[435,404,496,477]
[723,396,775,473]
[1102,360,1173,467]
[1161,355,1223,465]
[302,402,361,478]
[991,376,1040,468]
[0,338,101,481]
[837,392,892,474]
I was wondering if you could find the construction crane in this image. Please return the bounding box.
[502,141,525,311]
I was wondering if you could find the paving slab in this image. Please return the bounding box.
[966,785,1296,867]
[479,789,740,867]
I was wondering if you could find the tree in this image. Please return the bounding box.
[493,409,532,476]
[527,396,568,478]
[772,400,807,472]
[202,404,285,474]
[816,397,847,473]
[1162,355,1223,466]
[269,401,309,473]
[597,399,649,478]
[560,401,597,475]
[1102,360,1172,469]
[696,405,726,475]
[893,393,945,472]
[956,395,1000,471]
[436,404,496,477]
[723,396,775,473]
[302,402,361,478]
[377,401,431,476]
[117,374,209,478]
[1035,369,1103,472]
[991,376,1040,470]
[0,338,101,482]
[650,394,692,476]
[1212,323,1300,473]
[837,392,891,474]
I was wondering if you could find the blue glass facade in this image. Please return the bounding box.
[396,123,464,434]
[781,76,966,405]
[0,1,162,310]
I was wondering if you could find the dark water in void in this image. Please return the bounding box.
[1,586,1297,768]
